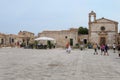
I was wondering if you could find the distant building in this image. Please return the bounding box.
[0,33,6,47]
[88,11,118,46]
[18,31,35,46]
[0,33,19,47]
[38,28,78,47]
[0,31,35,47]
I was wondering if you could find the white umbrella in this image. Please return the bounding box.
[35,37,55,41]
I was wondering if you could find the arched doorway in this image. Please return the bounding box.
[1,39,4,44]
[83,39,87,44]
[70,38,73,46]
[100,37,106,45]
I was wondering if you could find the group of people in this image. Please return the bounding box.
[65,42,120,57]
[93,43,120,57]
[93,43,109,56]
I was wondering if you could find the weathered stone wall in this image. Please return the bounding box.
[38,28,78,47]
[78,35,88,44]
[91,23,116,32]
[90,32,99,44]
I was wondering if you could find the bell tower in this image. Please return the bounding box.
[88,11,96,43]
[89,11,96,23]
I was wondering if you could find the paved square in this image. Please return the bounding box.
[0,48,120,80]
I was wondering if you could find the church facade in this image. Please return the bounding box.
[88,11,118,46]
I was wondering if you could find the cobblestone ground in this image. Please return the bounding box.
[0,48,120,80]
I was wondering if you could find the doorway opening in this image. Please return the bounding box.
[100,37,106,45]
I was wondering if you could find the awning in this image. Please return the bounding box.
[35,37,55,41]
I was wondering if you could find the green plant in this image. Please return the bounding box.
[33,41,38,49]
[47,40,52,49]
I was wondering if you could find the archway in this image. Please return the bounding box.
[100,37,106,45]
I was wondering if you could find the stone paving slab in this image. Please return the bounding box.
[0,48,120,80]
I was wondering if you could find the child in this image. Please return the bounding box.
[113,43,116,53]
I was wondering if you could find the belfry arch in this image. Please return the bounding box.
[89,11,96,23]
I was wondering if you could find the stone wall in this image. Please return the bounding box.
[38,28,78,47]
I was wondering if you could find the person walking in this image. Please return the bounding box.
[66,42,71,53]
[93,43,98,55]
[100,44,105,55]
[117,44,120,57]
[113,43,116,53]
[66,42,69,52]
[104,44,109,56]
[67,45,71,53]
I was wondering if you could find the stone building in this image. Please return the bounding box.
[18,31,35,46]
[78,35,88,44]
[88,11,118,46]
[6,34,18,47]
[0,31,35,47]
[38,28,78,47]
[0,33,6,47]
[0,33,20,47]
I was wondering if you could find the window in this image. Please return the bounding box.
[65,36,67,39]
[12,39,14,43]
[101,26,105,31]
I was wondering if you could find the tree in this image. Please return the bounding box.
[78,26,88,35]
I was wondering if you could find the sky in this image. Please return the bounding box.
[0,0,120,35]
